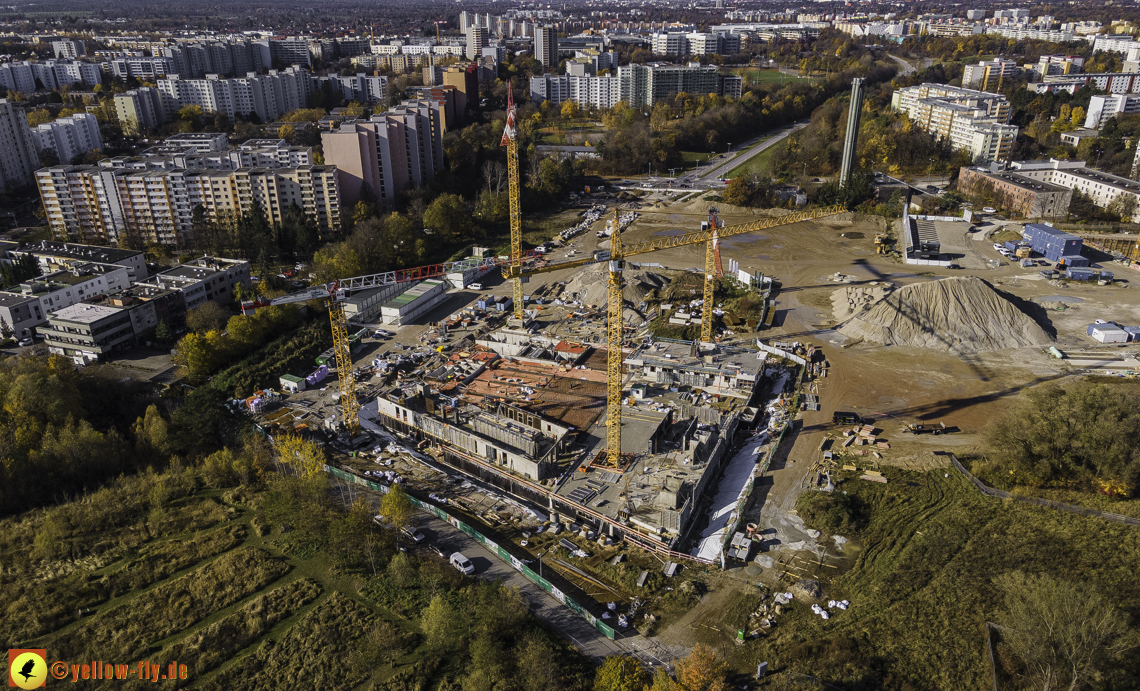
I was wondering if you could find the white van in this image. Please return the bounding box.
[450,552,474,575]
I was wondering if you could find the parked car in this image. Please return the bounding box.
[450,552,475,575]
[429,543,447,558]
[982,207,997,214]
[17,338,32,347]
[992,243,1003,251]
[402,527,426,544]
[468,283,482,290]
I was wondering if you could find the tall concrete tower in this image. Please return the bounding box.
[838,77,865,188]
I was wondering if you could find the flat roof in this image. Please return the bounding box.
[16,240,142,264]
[49,303,123,324]
[0,291,37,307]
[1025,223,1080,240]
[967,169,1070,193]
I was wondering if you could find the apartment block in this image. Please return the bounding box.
[1011,159,1140,219]
[442,63,479,118]
[0,292,43,341]
[891,84,1017,162]
[961,58,1020,89]
[114,88,165,134]
[267,37,312,68]
[0,61,35,94]
[109,56,176,80]
[38,302,137,365]
[314,73,388,105]
[156,67,310,123]
[535,26,559,67]
[1025,55,1084,80]
[50,39,85,59]
[0,99,41,193]
[322,99,444,206]
[1085,94,1140,129]
[957,166,1072,219]
[139,256,250,309]
[31,113,102,165]
[35,163,341,246]
[9,240,147,280]
[1,262,131,321]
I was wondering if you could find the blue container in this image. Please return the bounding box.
[1067,269,1093,280]
[1061,255,1089,268]
[1004,241,1019,252]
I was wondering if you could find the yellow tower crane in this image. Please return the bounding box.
[701,207,724,345]
[501,82,525,320]
[326,282,360,432]
[504,204,846,467]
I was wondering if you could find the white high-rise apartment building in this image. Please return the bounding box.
[891,84,1017,162]
[31,113,102,164]
[157,67,310,122]
[0,99,40,192]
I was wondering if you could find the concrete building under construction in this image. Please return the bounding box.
[368,328,779,550]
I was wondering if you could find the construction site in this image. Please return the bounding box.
[230,85,1140,670]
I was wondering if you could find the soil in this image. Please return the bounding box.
[508,197,1140,653]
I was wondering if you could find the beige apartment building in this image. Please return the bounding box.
[36,164,341,245]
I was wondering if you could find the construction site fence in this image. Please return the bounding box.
[720,363,807,553]
[323,464,618,640]
[948,454,1140,527]
[755,342,807,366]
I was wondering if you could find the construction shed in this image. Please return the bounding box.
[280,374,306,393]
[1022,224,1083,262]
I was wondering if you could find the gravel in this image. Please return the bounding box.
[836,277,1054,352]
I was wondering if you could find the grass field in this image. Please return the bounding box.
[723,67,817,86]
[725,139,786,178]
[0,465,594,690]
[689,467,1140,688]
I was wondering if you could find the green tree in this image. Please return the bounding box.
[380,484,413,538]
[154,320,174,343]
[185,301,229,334]
[0,317,12,341]
[172,332,217,378]
[997,572,1133,691]
[421,593,459,651]
[594,656,651,691]
[986,380,1140,494]
[133,404,169,461]
[423,193,474,242]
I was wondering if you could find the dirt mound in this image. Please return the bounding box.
[837,277,1053,352]
[564,263,670,308]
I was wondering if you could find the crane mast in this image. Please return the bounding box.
[501,82,525,320]
[606,208,624,465]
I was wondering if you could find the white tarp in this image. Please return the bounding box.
[691,436,765,561]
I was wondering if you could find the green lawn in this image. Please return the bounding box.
[725,139,785,178]
[723,67,817,85]
[728,466,1140,688]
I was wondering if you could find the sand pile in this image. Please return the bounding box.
[831,283,894,321]
[564,263,669,308]
[836,277,1053,352]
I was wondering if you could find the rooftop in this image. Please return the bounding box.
[0,291,37,307]
[48,302,123,324]
[966,168,1071,193]
[15,240,142,264]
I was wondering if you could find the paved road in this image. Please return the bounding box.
[700,122,808,181]
[889,54,916,76]
[404,508,641,664]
